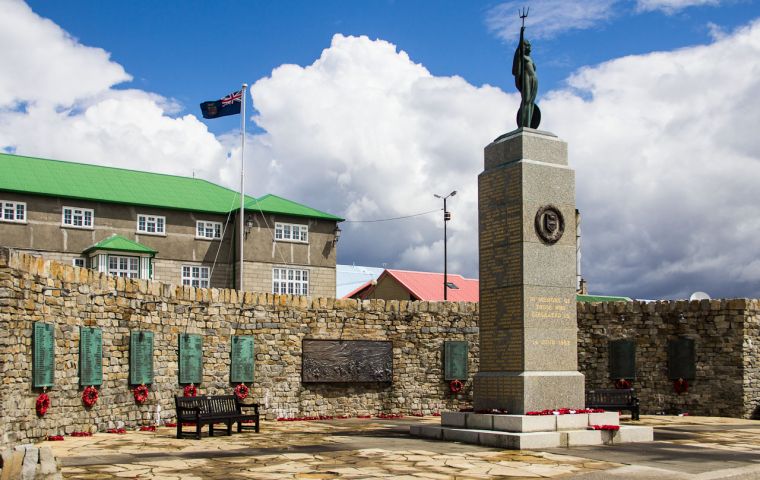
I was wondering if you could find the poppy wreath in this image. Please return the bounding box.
[614,378,632,389]
[234,383,249,401]
[183,383,197,397]
[36,393,50,417]
[674,378,689,394]
[449,379,464,393]
[82,386,99,408]
[133,384,149,404]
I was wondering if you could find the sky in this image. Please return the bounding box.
[2,0,760,299]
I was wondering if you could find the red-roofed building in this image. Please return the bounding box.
[345,269,479,302]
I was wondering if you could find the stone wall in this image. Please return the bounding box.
[578,299,759,418]
[0,249,478,447]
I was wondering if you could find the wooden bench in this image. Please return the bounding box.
[234,397,260,433]
[586,388,640,420]
[175,395,235,439]
[175,395,261,439]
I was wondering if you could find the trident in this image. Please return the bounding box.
[519,6,529,27]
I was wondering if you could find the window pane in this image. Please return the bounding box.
[157,217,164,232]
[197,223,203,237]
[17,204,24,220]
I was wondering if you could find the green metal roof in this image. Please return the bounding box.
[83,235,157,254]
[0,153,342,221]
[577,294,633,303]
[246,194,344,221]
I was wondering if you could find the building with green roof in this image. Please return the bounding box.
[0,153,343,296]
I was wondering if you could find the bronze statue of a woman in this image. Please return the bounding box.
[512,8,540,129]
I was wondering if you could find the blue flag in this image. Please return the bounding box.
[200,90,242,119]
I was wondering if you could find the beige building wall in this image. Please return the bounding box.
[0,191,234,265]
[1,192,340,296]
[242,261,336,298]
[364,276,415,301]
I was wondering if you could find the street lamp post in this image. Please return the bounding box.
[434,190,456,300]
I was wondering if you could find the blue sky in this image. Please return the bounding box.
[4,0,760,299]
[26,0,757,134]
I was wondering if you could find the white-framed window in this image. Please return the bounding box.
[108,255,139,278]
[72,258,86,268]
[196,221,222,239]
[182,265,210,288]
[137,214,165,235]
[274,222,308,243]
[62,206,93,229]
[272,267,309,295]
[1,200,26,223]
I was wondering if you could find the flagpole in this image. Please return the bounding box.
[239,83,248,291]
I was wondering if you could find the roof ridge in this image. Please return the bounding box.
[387,268,473,279]
[0,152,218,184]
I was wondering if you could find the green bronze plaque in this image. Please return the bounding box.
[79,327,103,386]
[179,334,203,384]
[230,335,254,383]
[129,330,154,385]
[444,341,468,381]
[609,339,636,380]
[33,322,55,388]
[668,337,696,380]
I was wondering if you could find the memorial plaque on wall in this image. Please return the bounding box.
[444,341,468,381]
[33,322,55,388]
[129,330,154,385]
[302,340,392,383]
[79,327,103,386]
[230,335,254,383]
[609,339,635,380]
[179,333,203,384]
[668,337,696,380]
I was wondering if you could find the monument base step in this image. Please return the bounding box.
[410,424,653,450]
[441,411,620,432]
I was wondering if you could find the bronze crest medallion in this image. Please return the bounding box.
[534,205,564,245]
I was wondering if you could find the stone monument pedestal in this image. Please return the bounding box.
[474,128,583,414]
[410,128,653,449]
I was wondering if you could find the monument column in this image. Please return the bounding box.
[474,128,584,414]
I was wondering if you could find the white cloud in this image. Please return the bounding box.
[542,18,760,298]
[248,34,513,276]
[0,0,227,180]
[0,0,130,108]
[486,0,618,40]
[248,21,760,299]
[636,0,720,14]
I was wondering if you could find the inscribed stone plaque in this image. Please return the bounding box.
[79,327,103,386]
[129,330,154,385]
[179,334,203,384]
[609,339,635,380]
[230,335,254,383]
[302,340,392,383]
[668,337,696,380]
[33,322,55,388]
[444,341,469,381]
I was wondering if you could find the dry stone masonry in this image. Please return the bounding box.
[0,249,478,447]
[578,299,760,419]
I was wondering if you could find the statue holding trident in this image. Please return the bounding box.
[512,7,541,129]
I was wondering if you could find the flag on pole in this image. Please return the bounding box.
[199,90,243,119]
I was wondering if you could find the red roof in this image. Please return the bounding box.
[344,269,479,302]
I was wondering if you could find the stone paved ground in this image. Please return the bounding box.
[39,416,760,479]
